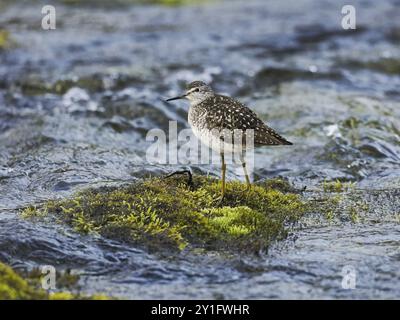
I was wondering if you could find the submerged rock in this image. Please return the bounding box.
[22,176,305,253]
[338,58,400,75]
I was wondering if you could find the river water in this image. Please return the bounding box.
[0,0,399,299]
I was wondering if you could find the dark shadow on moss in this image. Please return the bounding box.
[23,176,305,254]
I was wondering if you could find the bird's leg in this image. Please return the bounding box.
[242,162,251,190]
[220,152,226,199]
[240,155,251,191]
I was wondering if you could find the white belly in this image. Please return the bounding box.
[190,124,246,155]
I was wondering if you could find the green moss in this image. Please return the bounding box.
[0,262,47,299]
[21,205,47,218]
[49,292,109,300]
[348,206,359,223]
[342,117,361,129]
[19,75,105,96]
[24,267,80,292]
[306,189,371,225]
[305,193,343,223]
[347,200,369,223]
[0,29,11,49]
[204,206,287,251]
[23,176,305,253]
[322,179,356,193]
[257,178,296,193]
[0,262,109,300]
[324,210,334,221]
[19,77,53,96]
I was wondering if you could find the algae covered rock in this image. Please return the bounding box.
[0,262,109,300]
[23,176,305,253]
[0,29,12,50]
[0,262,47,300]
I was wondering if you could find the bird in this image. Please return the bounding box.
[166,81,292,200]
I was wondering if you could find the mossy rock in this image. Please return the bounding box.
[0,262,109,300]
[0,262,47,299]
[23,176,305,253]
[0,29,11,50]
[19,75,105,96]
[339,58,400,75]
[322,179,356,193]
[61,0,204,7]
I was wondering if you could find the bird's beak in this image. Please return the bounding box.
[166,94,186,102]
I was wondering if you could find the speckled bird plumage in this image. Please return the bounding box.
[184,81,292,152]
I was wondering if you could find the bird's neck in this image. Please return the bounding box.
[188,93,214,107]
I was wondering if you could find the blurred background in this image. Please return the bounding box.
[0,0,399,299]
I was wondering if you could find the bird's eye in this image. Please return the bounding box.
[194,88,200,92]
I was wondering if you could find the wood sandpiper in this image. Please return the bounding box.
[166,81,292,199]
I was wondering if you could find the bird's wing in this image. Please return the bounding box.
[202,95,292,146]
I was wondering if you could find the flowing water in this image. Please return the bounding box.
[0,0,400,299]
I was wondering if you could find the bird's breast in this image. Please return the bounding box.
[188,105,208,130]
[188,105,247,154]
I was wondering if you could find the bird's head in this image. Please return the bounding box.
[166,81,214,104]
